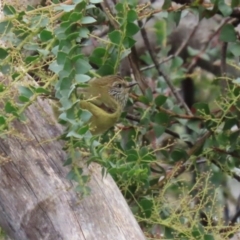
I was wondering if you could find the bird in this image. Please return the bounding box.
[79,75,137,135]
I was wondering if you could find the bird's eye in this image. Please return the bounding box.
[116,83,122,88]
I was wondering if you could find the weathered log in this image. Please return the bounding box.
[0,98,145,240]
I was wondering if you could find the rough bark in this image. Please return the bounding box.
[0,97,145,240]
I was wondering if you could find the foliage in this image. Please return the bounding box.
[1,0,240,239]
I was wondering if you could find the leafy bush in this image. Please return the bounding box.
[1,0,240,239]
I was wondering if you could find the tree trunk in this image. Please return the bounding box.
[0,97,145,240]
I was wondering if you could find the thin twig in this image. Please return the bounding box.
[101,0,119,29]
[159,106,203,120]
[128,46,149,94]
[140,55,173,72]
[126,113,193,147]
[138,20,193,116]
[211,159,240,183]
[175,24,200,57]
[229,208,240,226]
[158,131,212,187]
[187,17,233,72]
[212,147,240,159]
[219,207,240,233]
[140,23,199,72]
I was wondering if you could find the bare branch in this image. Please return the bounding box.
[137,20,193,116]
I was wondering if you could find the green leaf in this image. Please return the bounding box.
[23,44,39,51]
[78,125,89,135]
[65,23,78,35]
[204,234,215,240]
[75,74,91,83]
[138,96,150,105]
[170,11,181,26]
[79,28,89,38]
[3,4,16,15]
[218,0,232,17]
[24,55,39,64]
[74,1,87,11]
[187,120,201,133]
[155,20,167,46]
[125,22,139,36]
[155,95,167,106]
[67,169,76,180]
[80,110,92,122]
[139,198,153,218]
[0,116,6,125]
[120,49,131,60]
[126,149,138,162]
[0,21,13,34]
[0,64,10,74]
[145,88,153,102]
[35,87,50,94]
[5,102,18,115]
[89,47,107,66]
[171,56,184,69]
[194,102,210,115]
[171,148,188,162]
[90,0,102,3]
[162,0,172,9]
[123,36,136,48]
[63,157,72,166]
[49,61,63,75]
[57,52,68,65]
[66,32,80,41]
[229,42,240,57]
[0,84,5,92]
[54,4,75,12]
[188,47,209,60]
[60,77,72,91]
[60,97,73,110]
[223,118,238,130]
[153,125,165,138]
[81,16,96,24]
[0,48,8,59]
[191,225,205,238]
[164,227,175,238]
[220,24,237,42]
[231,0,240,8]
[127,10,137,22]
[75,58,92,74]
[97,63,114,75]
[108,30,122,44]
[115,3,124,13]
[154,112,170,126]
[18,86,34,99]
[18,96,30,103]
[40,30,53,42]
[38,49,50,56]
[69,45,81,57]
[69,12,82,22]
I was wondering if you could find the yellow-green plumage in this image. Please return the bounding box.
[79,75,136,135]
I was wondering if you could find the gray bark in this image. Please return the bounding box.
[0,98,145,240]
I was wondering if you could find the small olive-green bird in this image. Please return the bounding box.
[79,75,137,135]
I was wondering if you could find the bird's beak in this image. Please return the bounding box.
[127,82,138,88]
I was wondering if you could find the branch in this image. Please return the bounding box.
[158,131,212,187]
[137,20,193,116]
[187,17,233,72]
[128,47,149,94]
[140,24,199,72]
[126,114,193,147]
[210,159,240,183]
